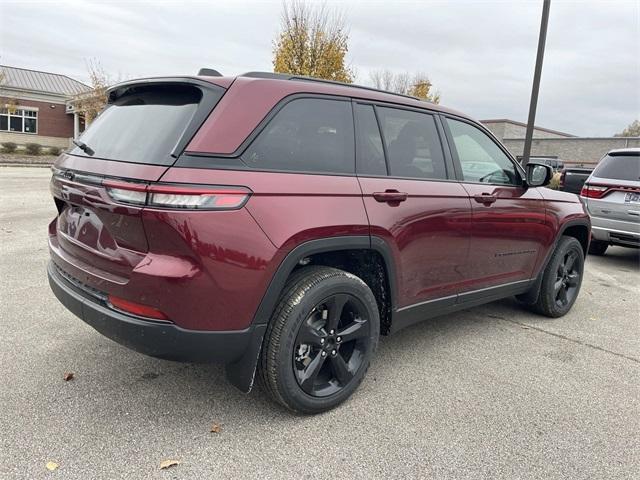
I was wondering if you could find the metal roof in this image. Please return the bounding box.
[0,65,90,97]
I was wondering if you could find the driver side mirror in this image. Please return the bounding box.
[525,162,553,187]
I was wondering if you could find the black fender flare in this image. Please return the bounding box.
[225,235,397,392]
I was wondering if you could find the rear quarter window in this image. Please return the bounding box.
[593,154,640,181]
[242,98,354,174]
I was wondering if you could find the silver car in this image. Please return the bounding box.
[580,148,640,255]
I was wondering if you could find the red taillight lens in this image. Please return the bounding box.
[102,179,251,210]
[147,184,250,210]
[108,295,169,320]
[580,184,609,199]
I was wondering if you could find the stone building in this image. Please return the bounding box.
[481,118,640,166]
[0,65,90,150]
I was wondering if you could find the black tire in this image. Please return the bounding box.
[258,266,379,414]
[527,236,585,318]
[588,239,608,256]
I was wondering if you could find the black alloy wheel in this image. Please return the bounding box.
[293,294,371,397]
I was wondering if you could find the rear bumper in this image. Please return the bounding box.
[591,217,640,247]
[47,261,264,365]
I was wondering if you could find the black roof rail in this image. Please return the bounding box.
[239,71,421,101]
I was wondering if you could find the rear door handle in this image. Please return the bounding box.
[474,193,497,205]
[628,210,640,216]
[373,190,408,204]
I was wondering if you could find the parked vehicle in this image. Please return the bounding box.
[581,148,640,255]
[521,157,565,172]
[47,71,590,413]
[560,166,593,194]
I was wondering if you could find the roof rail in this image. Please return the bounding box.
[240,71,421,101]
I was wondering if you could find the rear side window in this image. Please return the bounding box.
[376,107,446,180]
[593,154,640,181]
[71,84,211,165]
[243,98,354,174]
[355,104,386,176]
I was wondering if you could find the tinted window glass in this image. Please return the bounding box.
[243,98,354,174]
[70,84,206,165]
[377,107,446,180]
[593,154,640,181]
[446,118,519,185]
[355,104,386,175]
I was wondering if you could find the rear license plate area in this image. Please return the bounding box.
[624,192,640,203]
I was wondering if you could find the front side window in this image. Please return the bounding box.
[243,98,354,174]
[446,118,519,185]
[0,107,37,134]
[376,107,446,180]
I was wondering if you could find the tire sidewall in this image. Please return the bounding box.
[541,237,584,317]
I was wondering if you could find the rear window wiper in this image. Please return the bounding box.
[72,139,95,156]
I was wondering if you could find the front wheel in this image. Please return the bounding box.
[259,266,379,414]
[527,236,585,318]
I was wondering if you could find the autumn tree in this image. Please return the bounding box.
[369,69,440,103]
[273,0,353,83]
[73,60,112,124]
[615,120,640,137]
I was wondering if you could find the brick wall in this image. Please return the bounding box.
[1,96,73,139]
[502,137,640,166]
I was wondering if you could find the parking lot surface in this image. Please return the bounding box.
[1,167,638,479]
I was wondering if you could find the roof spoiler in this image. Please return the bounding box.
[198,68,222,77]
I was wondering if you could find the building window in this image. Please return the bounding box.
[0,108,38,134]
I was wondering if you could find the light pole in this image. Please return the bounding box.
[522,0,551,166]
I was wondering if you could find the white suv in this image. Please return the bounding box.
[581,148,640,255]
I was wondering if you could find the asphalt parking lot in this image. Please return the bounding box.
[1,166,638,479]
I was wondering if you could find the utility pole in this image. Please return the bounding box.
[522,0,551,166]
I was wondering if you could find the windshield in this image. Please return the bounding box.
[593,154,640,181]
[71,84,204,165]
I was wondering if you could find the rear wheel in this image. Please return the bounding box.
[588,239,608,256]
[526,236,585,318]
[259,266,379,414]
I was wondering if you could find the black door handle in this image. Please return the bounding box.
[373,190,408,204]
[474,193,497,205]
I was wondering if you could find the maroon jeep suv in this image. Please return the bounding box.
[48,71,590,413]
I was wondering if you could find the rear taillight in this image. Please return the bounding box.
[580,184,609,199]
[103,179,251,210]
[108,294,169,320]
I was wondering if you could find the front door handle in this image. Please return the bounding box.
[474,193,497,205]
[373,190,408,204]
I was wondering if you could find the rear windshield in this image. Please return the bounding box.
[593,154,640,181]
[71,84,206,165]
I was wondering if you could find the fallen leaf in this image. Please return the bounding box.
[63,372,74,381]
[159,460,180,470]
[210,423,223,433]
[46,461,59,471]
[521,325,530,329]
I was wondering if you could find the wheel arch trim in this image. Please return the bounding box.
[251,235,397,327]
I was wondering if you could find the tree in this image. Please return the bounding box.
[615,120,640,137]
[73,59,111,124]
[369,69,440,103]
[273,0,353,83]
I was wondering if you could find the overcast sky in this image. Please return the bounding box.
[1,0,638,136]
